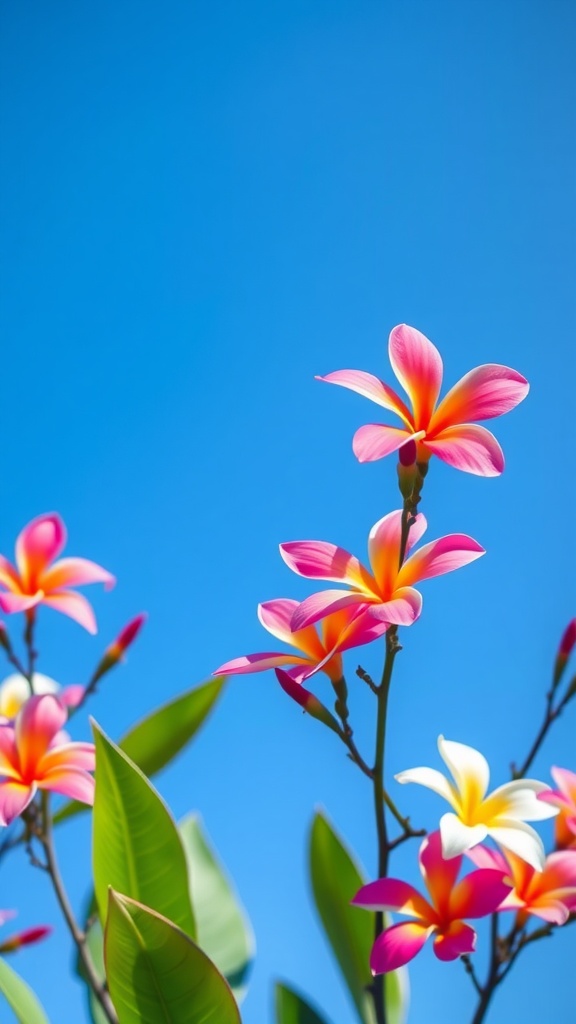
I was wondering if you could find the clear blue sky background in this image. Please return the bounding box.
[0,2,574,1022]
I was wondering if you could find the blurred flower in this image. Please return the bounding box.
[0,513,115,634]
[539,767,576,849]
[215,599,388,683]
[352,831,511,972]
[90,612,147,686]
[318,323,529,475]
[395,736,557,871]
[552,620,576,689]
[281,510,484,632]
[0,694,95,825]
[0,910,51,954]
[0,673,83,720]
[467,844,576,926]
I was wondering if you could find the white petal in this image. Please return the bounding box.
[440,813,488,858]
[395,767,459,809]
[438,735,490,802]
[488,821,546,872]
[487,779,559,822]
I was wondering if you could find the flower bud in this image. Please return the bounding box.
[90,613,147,686]
[0,925,52,954]
[553,619,576,689]
[275,669,342,735]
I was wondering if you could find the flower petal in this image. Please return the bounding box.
[388,325,443,430]
[438,737,491,806]
[40,591,98,633]
[423,424,505,476]
[0,780,35,825]
[322,606,389,655]
[449,869,512,919]
[370,920,432,974]
[15,514,66,590]
[429,364,529,435]
[0,591,43,615]
[290,590,370,631]
[279,541,375,592]
[0,556,22,593]
[418,831,462,917]
[41,557,115,593]
[15,695,66,777]
[0,724,20,778]
[316,370,413,426]
[258,600,325,661]
[433,921,476,961]
[368,511,426,596]
[398,535,484,589]
[215,652,313,676]
[352,878,432,920]
[359,588,422,627]
[394,767,460,810]
[487,821,546,872]
[440,813,488,859]
[353,425,422,464]
[37,767,95,805]
[483,779,558,822]
[523,898,570,925]
[39,741,96,774]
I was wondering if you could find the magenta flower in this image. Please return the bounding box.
[539,767,576,850]
[0,513,115,634]
[215,599,388,683]
[0,910,51,954]
[318,323,529,475]
[0,694,95,825]
[352,831,511,972]
[468,844,576,926]
[280,510,484,632]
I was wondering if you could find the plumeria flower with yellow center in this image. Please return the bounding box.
[0,693,95,825]
[317,323,529,475]
[352,831,511,973]
[395,737,557,871]
[467,844,576,927]
[215,599,389,683]
[0,673,84,720]
[281,509,484,633]
[539,767,576,850]
[0,513,115,634]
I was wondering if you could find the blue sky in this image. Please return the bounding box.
[0,1,574,1022]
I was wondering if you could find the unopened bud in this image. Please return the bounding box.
[275,669,342,735]
[0,925,52,954]
[553,619,576,689]
[90,613,147,687]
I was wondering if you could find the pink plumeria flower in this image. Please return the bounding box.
[0,513,115,634]
[468,844,576,927]
[539,767,576,850]
[215,599,389,683]
[396,737,557,871]
[352,831,511,972]
[280,510,484,633]
[318,323,529,475]
[0,694,95,825]
[0,910,51,954]
[0,673,84,720]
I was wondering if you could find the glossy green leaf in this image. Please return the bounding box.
[104,890,241,1024]
[0,956,50,1024]
[54,678,225,825]
[92,722,196,938]
[179,814,254,1001]
[275,981,332,1024]
[309,811,408,1024]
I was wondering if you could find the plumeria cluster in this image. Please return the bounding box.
[216,324,575,1019]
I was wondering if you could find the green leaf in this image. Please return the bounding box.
[275,981,332,1024]
[78,920,107,1024]
[179,814,254,1001]
[92,721,196,939]
[104,890,241,1024]
[0,956,50,1024]
[309,811,408,1024]
[54,678,225,825]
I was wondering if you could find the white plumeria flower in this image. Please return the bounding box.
[395,736,558,872]
[0,673,83,720]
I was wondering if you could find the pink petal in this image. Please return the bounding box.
[418,831,462,917]
[0,724,20,778]
[465,845,508,872]
[370,920,432,974]
[352,425,422,464]
[539,850,576,891]
[291,590,371,631]
[0,780,35,825]
[15,514,66,590]
[388,325,443,430]
[322,606,389,655]
[41,557,115,593]
[214,652,313,676]
[353,878,432,920]
[551,766,576,804]
[368,511,427,596]
[37,767,95,805]
[0,556,22,592]
[523,899,570,925]
[429,364,529,435]
[16,695,66,777]
[316,370,413,426]
[258,600,325,661]
[398,534,485,588]
[60,684,85,708]
[39,741,96,774]
[361,587,423,627]
[41,590,98,633]
[423,424,505,476]
[0,591,43,615]
[279,541,375,592]
[433,921,476,961]
[449,869,512,919]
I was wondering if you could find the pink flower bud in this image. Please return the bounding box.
[0,925,52,953]
[553,618,576,688]
[275,669,341,735]
[106,613,147,662]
